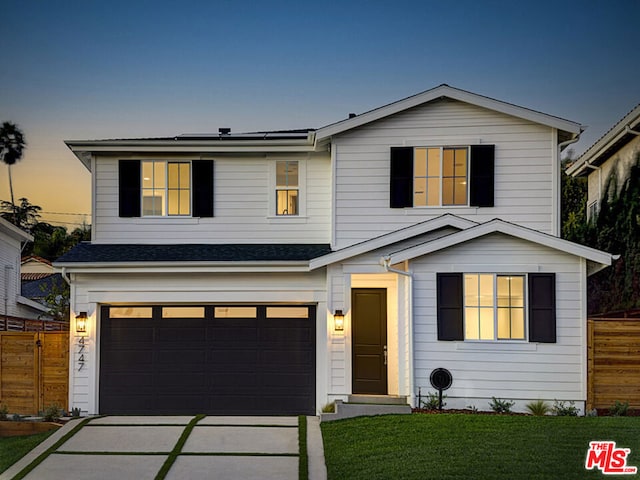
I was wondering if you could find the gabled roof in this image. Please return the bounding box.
[315,84,582,143]
[0,217,32,242]
[54,243,332,266]
[567,104,640,177]
[309,214,476,270]
[386,218,616,276]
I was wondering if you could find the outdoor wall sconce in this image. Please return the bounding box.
[334,309,344,331]
[75,312,87,333]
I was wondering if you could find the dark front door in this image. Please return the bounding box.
[352,288,387,394]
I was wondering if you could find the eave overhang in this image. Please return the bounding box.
[315,84,582,144]
[385,218,616,277]
[309,214,477,270]
[567,104,640,177]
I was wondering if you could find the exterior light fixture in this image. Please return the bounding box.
[334,309,344,331]
[75,312,87,333]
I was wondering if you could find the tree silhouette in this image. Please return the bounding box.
[0,122,26,220]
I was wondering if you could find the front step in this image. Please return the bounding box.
[348,394,408,405]
[320,397,412,422]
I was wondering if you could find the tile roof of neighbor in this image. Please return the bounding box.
[21,274,66,298]
[55,243,333,264]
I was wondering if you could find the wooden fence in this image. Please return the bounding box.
[0,332,69,415]
[587,317,640,411]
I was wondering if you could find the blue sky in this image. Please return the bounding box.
[1,0,638,226]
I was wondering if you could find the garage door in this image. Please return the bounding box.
[99,305,315,415]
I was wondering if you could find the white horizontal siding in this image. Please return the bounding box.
[410,233,586,406]
[333,98,556,249]
[92,153,331,244]
[69,268,328,415]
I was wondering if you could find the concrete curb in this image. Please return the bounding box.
[307,416,327,480]
[0,418,84,480]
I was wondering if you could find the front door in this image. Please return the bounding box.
[352,288,387,394]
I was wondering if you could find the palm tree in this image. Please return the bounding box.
[0,122,26,219]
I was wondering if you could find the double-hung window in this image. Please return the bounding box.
[414,147,468,206]
[464,274,525,341]
[276,160,299,215]
[390,144,494,208]
[142,161,191,216]
[437,272,556,343]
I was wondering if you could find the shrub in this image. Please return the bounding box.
[421,392,447,410]
[609,400,630,417]
[489,397,515,414]
[0,403,8,421]
[525,400,551,416]
[41,403,63,422]
[71,407,82,417]
[321,402,336,413]
[552,400,579,416]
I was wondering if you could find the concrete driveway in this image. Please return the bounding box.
[1,416,326,480]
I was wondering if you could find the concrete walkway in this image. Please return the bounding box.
[1,416,327,480]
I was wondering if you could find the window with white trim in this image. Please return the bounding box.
[142,160,191,216]
[414,147,468,206]
[276,160,299,215]
[464,274,526,340]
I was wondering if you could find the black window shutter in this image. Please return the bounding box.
[390,147,413,208]
[528,273,556,343]
[192,160,214,217]
[437,273,464,341]
[119,160,141,217]
[469,145,495,207]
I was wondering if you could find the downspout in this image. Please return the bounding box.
[558,132,582,234]
[624,125,640,136]
[61,267,71,285]
[382,256,415,406]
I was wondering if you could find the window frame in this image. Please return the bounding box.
[463,273,527,342]
[268,157,306,218]
[141,160,192,217]
[413,146,469,207]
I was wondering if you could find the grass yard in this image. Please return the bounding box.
[321,414,640,480]
[0,430,57,474]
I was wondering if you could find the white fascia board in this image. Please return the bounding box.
[388,219,615,268]
[309,214,477,270]
[315,84,582,142]
[0,218,33,242]
[567,104,640,177]
[54,261,311,274]
[17,295,49,312]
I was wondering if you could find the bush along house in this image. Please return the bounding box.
[57,85,615,416]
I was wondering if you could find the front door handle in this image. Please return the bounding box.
[383,345,387,366]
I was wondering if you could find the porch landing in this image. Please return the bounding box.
[320,395,411,422]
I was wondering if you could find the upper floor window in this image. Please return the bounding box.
[414,147,468,206]
[390,144,494,209]
[276,160,298,215]
[142,161,191,216]
[464,274,525,341]
[119,159,214,218]
[587,200,598,221]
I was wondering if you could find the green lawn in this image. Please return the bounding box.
[321,414,640,480]
[0,430,57,474]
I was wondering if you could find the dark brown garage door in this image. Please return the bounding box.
[99,305,315,415]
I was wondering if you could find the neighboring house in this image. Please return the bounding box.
[20,255,66,311]
[0,218,49,322]
[21,255,55,280]
[566,104,640,219]
[58,84,615,416]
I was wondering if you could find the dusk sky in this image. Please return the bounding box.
[1,0,638,228]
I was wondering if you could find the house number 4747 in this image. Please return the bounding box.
[77,337,86,371]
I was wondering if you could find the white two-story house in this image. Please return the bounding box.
[58,85,615,416]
